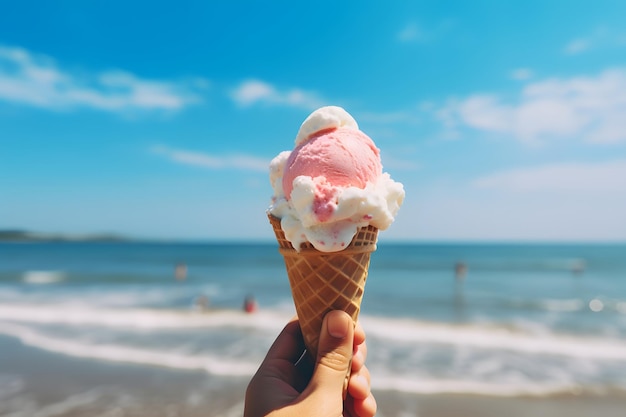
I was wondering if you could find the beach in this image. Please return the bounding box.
[1,242,625,416]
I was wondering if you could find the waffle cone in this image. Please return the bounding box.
[268,214,378,359]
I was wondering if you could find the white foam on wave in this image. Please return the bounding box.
[371,375,587,397]
[3,316,618,398]
[0,374,24,400]
[360,315,626,361]
[0,322,259,377]
[1,388,105,417]
[3,302,626,364]
[535,297,626,314]
[22,271,65,285]
[539,298,585,312]
[0,304,290,332]
[3,305,626,398]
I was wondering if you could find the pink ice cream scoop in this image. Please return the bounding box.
[268,105,404,252]
[282,127,383,223]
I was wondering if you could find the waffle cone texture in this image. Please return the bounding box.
[268,214,378,359]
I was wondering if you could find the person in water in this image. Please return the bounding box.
[244,310,376,417]
[244,295,258,313]
[174,263,188,281]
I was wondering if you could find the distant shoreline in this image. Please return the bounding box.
[0,230,128,242]
[1,229,624,245]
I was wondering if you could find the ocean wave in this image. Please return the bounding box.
[525,298,585,312]
[2,303,626,361]
[0,322,259,377]
[0,388,108,417]
[373,255,590,273]
[0,304,290,332]
[2,318,622,399]
[22,271,66,285]
[360,315,626,361]
[0,374,24,400]
[2,309,626,398]
[370,375,609,397]
[506,297,626,314]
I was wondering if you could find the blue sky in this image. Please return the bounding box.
[1,0,625,242]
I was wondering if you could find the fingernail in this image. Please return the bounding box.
[327,311,349,339]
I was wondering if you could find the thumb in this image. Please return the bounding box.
[307,310,354,398]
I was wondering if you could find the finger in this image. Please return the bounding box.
[350,393,377,417]
[262,316,306,365]
[354,320,365,347]
[347,366,371,400]
[351,341,368,372]
[306,310,354,397]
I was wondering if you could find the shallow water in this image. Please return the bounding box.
[1,241,625,398]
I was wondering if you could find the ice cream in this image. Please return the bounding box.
[269,106,404,252]
[267,106,404,362]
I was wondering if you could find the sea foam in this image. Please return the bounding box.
[22,270,65,284]
[0,304,290,331]
[0,322,259,377]
[370,375,587,397]
[360,315,626,360]
[2,303,626,361]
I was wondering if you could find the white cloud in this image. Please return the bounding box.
[472,159,626,193]
[563,26,626,55]
[457,95,513,132]
[397,23,423,42]
[564,38,591,55]
[413,187,626,242]
[0,45,204,112]
[439,68,626,144]
[230,79,323,110]
[510,68,533,81]
[151,145,269,172]
[407,159,626,242]
[396,20,454,44]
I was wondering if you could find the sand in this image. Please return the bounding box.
[375,391,626,417]
[2,334,625,417]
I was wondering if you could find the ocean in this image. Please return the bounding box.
[1,241,625,416]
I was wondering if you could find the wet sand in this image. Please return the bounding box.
[375,391,626,417]
[2,334,625,417]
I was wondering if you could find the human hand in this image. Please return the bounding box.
[244,310,376,417]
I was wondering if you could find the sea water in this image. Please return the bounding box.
[1,241,625,398]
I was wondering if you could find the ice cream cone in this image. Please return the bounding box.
[268,214,378,360]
